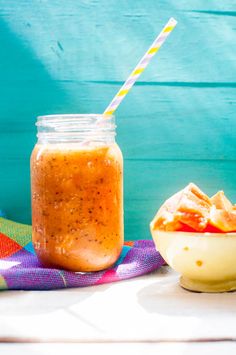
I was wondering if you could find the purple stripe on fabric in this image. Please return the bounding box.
[2,268,67,290]
[64,269,106,287]
[4,249,40,268]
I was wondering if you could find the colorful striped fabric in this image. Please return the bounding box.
[0,217,165,290]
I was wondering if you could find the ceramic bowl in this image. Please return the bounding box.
[151,230,236,293]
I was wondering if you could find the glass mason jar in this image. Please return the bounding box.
[30,114,124,272]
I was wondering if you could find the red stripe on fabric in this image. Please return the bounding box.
[95,269,120,285]
[0,232,22,258]
[124,241,134,247]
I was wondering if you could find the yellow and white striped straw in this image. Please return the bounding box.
[103,17,177,116]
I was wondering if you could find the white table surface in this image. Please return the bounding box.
[0,266,235,354]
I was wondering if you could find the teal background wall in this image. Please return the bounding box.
[0,0,236,240]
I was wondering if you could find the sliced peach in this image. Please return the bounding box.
[210,191,232,210]
[150,183,212,232]
[209,191,236,232]
[209,206,236,232]
[150,191,183,231]
[176,183,211,231]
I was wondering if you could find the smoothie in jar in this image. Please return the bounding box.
[31,115,124,272]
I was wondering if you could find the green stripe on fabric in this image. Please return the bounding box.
[0,218,31,247]
[0,275,7,290]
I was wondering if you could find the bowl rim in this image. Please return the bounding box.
[154,230,236,238]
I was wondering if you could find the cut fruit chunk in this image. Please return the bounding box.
[150,183,212,232]
[150,191,184,232]
[177,183,211,231]
[209,191,236,232]
[210,206,236,232]
[210,191,232,211]
[150,184,236,233]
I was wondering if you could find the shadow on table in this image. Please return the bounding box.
[0,282,111,317]
[137,266,236,317]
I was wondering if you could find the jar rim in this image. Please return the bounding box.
[37,113,114,120]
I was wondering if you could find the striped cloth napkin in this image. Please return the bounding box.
[0,216,165,290]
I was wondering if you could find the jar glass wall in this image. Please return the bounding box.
[30,114,123,271]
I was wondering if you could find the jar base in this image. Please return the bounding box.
[35,251,121,273]
[180,276,236,293]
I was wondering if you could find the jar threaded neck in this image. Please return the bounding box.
[36,114,116,144]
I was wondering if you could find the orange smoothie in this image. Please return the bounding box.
[31,143,123,271]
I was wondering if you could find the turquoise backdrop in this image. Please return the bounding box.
[0,0,236,240]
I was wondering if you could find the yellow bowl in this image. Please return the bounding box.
[151,230,236,293]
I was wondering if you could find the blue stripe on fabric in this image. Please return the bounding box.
[114,245,131,267]
[0,210,6,218]
[23,242,36,255]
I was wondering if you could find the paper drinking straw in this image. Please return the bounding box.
[103,17,177,116]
